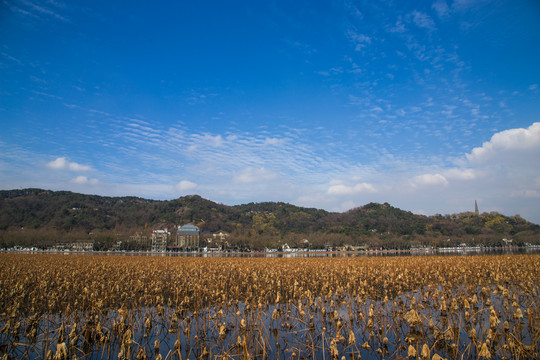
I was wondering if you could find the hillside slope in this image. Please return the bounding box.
[1,189,538,249]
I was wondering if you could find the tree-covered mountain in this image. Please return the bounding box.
[0,189,538,249]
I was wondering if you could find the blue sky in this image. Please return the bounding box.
[1,0,540,223]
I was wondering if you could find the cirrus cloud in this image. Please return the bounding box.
[233,167,277,184]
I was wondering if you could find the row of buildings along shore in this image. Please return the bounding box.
[130,224,230,252]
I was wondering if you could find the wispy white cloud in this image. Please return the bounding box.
[0,51,23,66]
[346,26,372,51]
[263,137,286,146]
[388,17,407,34]
[327,182,377,195]
[72,175,98,185]
[284,40,317,55]
[443,168,476,180]
[292,122,540,221]
[176,180,197,192]
[10,0,69,22]
[511,189,540,199]
[3,118,540,223]
[451,0,487,11]
[410,173,449,187]
[200,134,225,147]
[432,0,450,18]
[72,175,86,184]
[182,89,219,105]
[409,11,436,31]
[233,167,277,184]
[30,90,62,100]
[47,157,92,171]
[344,0,363,19]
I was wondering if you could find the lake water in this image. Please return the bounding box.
[6,245,538,257]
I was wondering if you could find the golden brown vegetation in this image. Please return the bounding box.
[0,254,539,359]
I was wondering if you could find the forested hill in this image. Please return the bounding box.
[1,188,539,248]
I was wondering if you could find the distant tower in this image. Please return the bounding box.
[474,200,479,216]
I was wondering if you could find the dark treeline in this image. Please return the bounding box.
[1,189,539,250]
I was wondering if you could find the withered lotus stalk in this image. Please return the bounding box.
[1,254,539,359]
[407,344,416,358]
[348,329,356,345]
[421,343,430,360]
[478,342,491,359]
[404,309,422,326]
[54,342,68,360]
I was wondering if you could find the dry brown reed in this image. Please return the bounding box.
[0,254,538,359]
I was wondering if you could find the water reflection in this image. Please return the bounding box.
[4,283,537,360]
[5,246,539,257]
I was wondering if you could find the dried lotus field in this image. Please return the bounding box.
[0,254,539,360]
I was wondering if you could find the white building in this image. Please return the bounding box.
[151,229,170,252]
